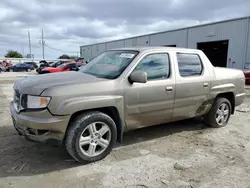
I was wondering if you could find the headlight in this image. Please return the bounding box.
[27,95,51,109]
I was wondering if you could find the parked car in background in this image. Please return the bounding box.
[243,64,250,84]
[51,60,72,67]
[36,60,51,74]
[24,62,38,69]
[36,60,71,74]
[48,61,55,65]
[68,57,88,64]
[6,63,34,72]
[10,47,246,164]
[243,70,250,84]
[6,62,13,67]
[40,62,85,74]
[1,60,13,67]
[75,57,86,63]
[0,63,6,73]
[0,61,13,73]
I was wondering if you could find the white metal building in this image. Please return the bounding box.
[80,16,250,69]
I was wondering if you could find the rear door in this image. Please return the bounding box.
[172,52,211,121]
[123,51,176,130]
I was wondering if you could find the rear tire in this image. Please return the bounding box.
[204,97,232,128]
[65,111,117,164]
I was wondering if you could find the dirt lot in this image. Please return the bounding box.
[0,72,250,188]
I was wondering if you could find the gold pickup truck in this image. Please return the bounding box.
[10,47,246,163]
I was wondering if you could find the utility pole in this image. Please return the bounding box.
[28,31,32,57]
[39,29,45,59]
[21,46,24,56]
[41,29,45,59]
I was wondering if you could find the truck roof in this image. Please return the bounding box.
[107,46,201,53]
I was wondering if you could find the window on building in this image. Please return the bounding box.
[134,53,170,81]
[177,53,203,77]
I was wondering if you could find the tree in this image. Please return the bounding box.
[58,54,70,59]
[68,55,78,59]
[5,50,23,58]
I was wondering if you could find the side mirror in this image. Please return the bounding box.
[129,71,147,84]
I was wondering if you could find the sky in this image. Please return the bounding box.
[0,0,250,59]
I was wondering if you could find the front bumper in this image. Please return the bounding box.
[10,101,71,145]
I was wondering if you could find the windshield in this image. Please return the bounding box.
[79,50,139,79]
[50,62,57,67]
[51,61,67,67]
[57,63,66,68]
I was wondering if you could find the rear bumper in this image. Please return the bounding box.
[235,93,246,106]
[10,101,71,145]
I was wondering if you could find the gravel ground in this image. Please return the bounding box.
[0,72,250,188]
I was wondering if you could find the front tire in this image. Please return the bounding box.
[65,111,117,163]
[204,97,231,128]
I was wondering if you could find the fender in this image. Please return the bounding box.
[210,83,236,98]
[56,95,126,141]
[56,95,124,116]
[55,95,125,133]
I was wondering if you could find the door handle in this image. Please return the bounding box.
[165,86,173,93]
[203,83,209,87]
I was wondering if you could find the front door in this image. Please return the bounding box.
[173,52,210,121]
[123,52,175,130]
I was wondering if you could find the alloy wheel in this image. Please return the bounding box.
[215,103,230,126]
[78,122,111,157]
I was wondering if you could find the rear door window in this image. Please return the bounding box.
[177,53,203,77]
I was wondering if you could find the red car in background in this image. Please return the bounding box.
[243,69,250,85]
[243,64,250,85]
[40,62,86,74]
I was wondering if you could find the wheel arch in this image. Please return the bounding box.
[216,92,235,114]
[63,106,124,144]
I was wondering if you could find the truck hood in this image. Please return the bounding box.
[14,71,106,95]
